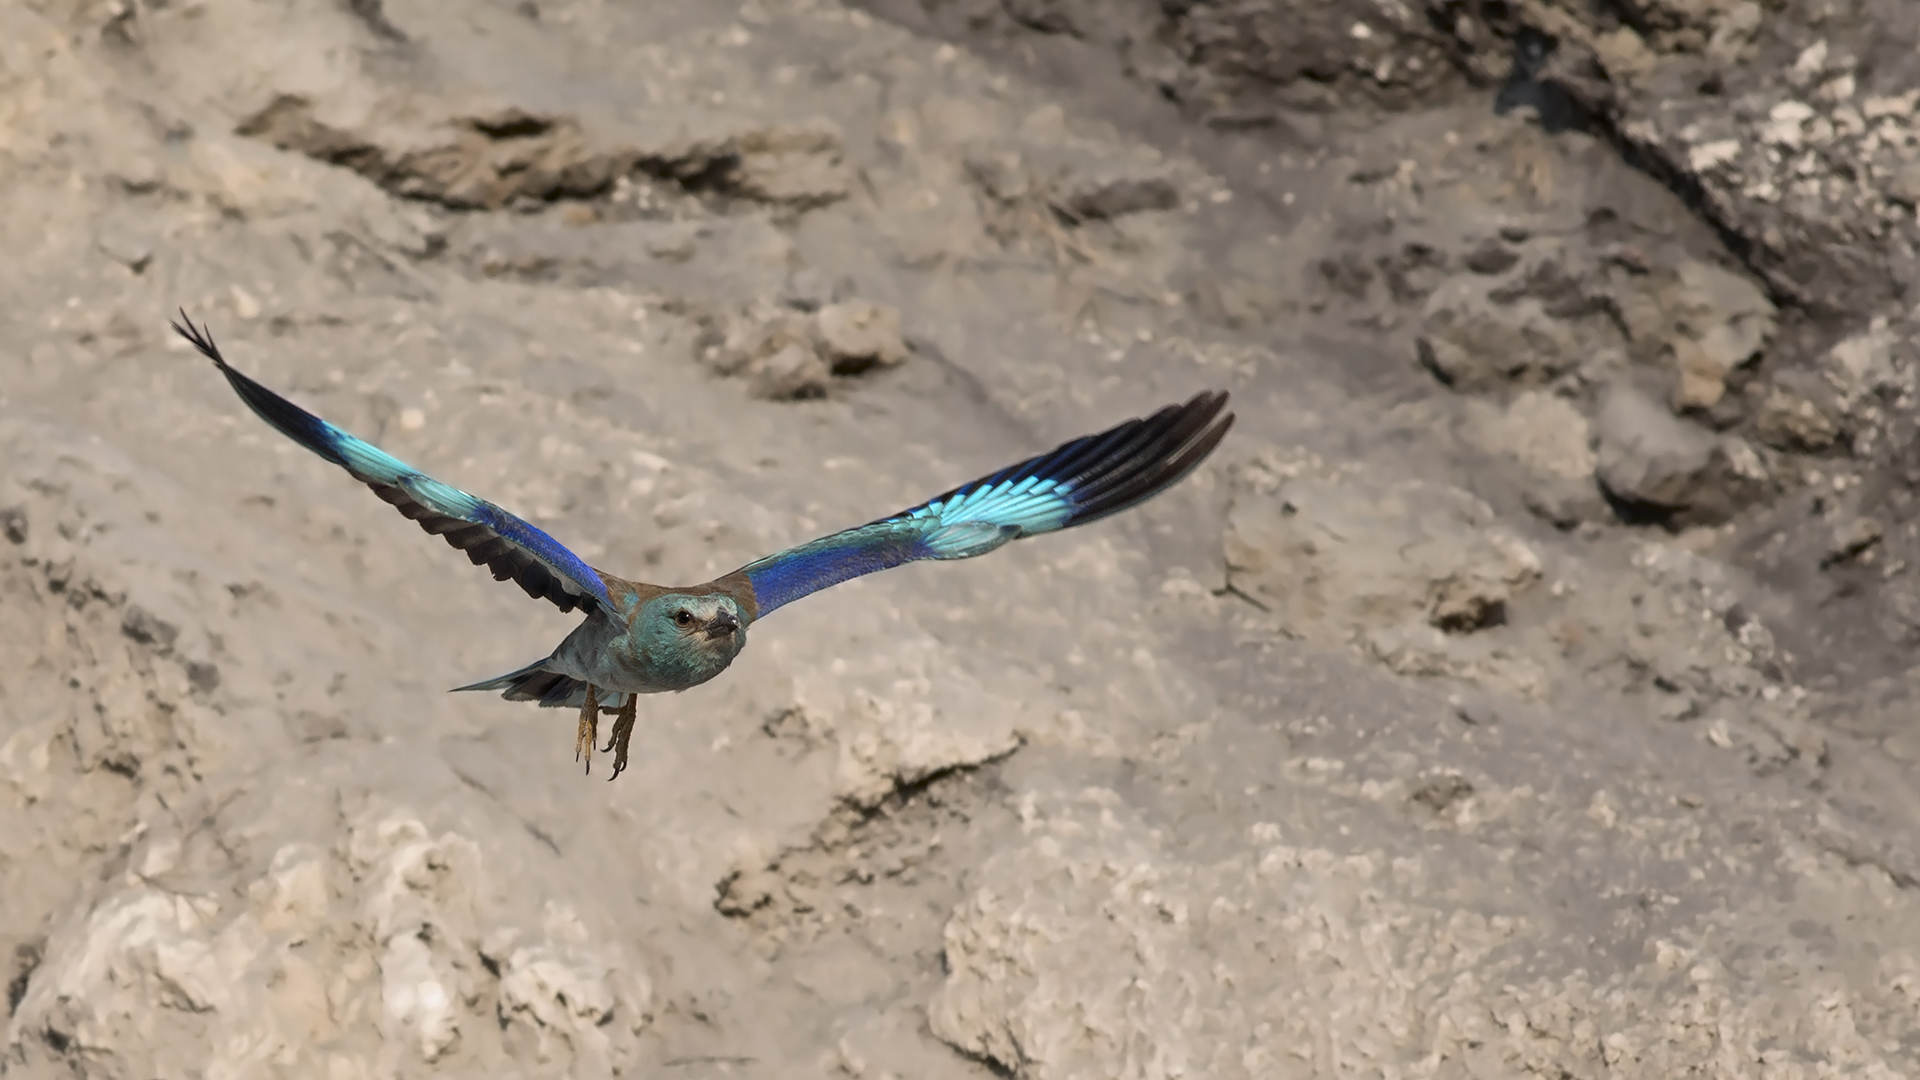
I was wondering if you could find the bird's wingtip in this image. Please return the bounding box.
[169,309,227,369]
[1200,388,1234,432]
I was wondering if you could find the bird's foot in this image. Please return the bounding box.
[575,684,600,775]
[603,693,638,781]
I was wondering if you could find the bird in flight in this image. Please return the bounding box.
[172,313,1232,779]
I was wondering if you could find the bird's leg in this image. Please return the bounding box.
[575,684,600,774]
[603,693,639,781]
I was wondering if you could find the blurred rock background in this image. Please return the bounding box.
[3,0,1920,1076]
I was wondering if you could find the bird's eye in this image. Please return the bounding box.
[674,609,694,627]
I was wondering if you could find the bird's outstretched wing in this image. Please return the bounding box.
[738,391,1233,618]
[174,314,613,614]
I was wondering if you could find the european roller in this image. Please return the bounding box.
[173,314,1233,778]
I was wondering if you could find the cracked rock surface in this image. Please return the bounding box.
[5,0,1920,1077]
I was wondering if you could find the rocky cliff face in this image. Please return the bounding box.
[4,0,1920,1077]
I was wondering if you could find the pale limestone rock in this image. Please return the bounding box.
[814,299,910,374]
[1225,459,1540,638]
[1417,276,1580,390]
[1594,385,1770,524]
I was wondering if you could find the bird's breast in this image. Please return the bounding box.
[598,641,662,693]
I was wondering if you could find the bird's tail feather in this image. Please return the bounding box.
[450,660,627,710]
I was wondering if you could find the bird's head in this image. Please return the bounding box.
[627,591,749,689]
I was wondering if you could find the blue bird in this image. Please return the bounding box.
[172,314,1233,778]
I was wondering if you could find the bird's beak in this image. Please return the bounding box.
[705,611,739,640]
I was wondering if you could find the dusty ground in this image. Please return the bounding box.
[5,0,1920,1076]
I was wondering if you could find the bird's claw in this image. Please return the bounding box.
[575,684,600,775]
[603,694,638,782]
